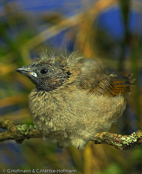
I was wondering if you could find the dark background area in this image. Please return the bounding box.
[0,0,142,173]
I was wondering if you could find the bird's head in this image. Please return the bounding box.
[16,52,82,91]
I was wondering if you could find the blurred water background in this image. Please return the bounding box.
[0,0,142,173]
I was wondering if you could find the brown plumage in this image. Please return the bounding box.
[91,73,134,96]
[16,52,134,149]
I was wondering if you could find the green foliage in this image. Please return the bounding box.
[97,163,124,174]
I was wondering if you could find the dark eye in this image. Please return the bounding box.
[40,69,48,74]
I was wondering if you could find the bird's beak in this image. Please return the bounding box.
[16,65,37,78]
[16,65,30,75]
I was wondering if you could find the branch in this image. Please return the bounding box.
[92,131,142,150]
[0,119,42,143]
[0,119,142,149]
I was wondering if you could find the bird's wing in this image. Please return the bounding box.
[90,73,134,96]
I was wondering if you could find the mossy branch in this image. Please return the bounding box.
[0,119,142,149]
[93,131,142,150]
[0,119,42,143]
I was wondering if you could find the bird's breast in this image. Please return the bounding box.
[28,88,126,136]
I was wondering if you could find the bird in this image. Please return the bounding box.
[16,51,134,149]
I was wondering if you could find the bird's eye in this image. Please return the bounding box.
[40,69,48,74]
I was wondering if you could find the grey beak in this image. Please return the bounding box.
[16,66,31,76]
[16,66,37,78]
[16,65,30,72]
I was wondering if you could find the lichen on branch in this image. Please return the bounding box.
[0,119,42,143]
[0,119,142,149]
